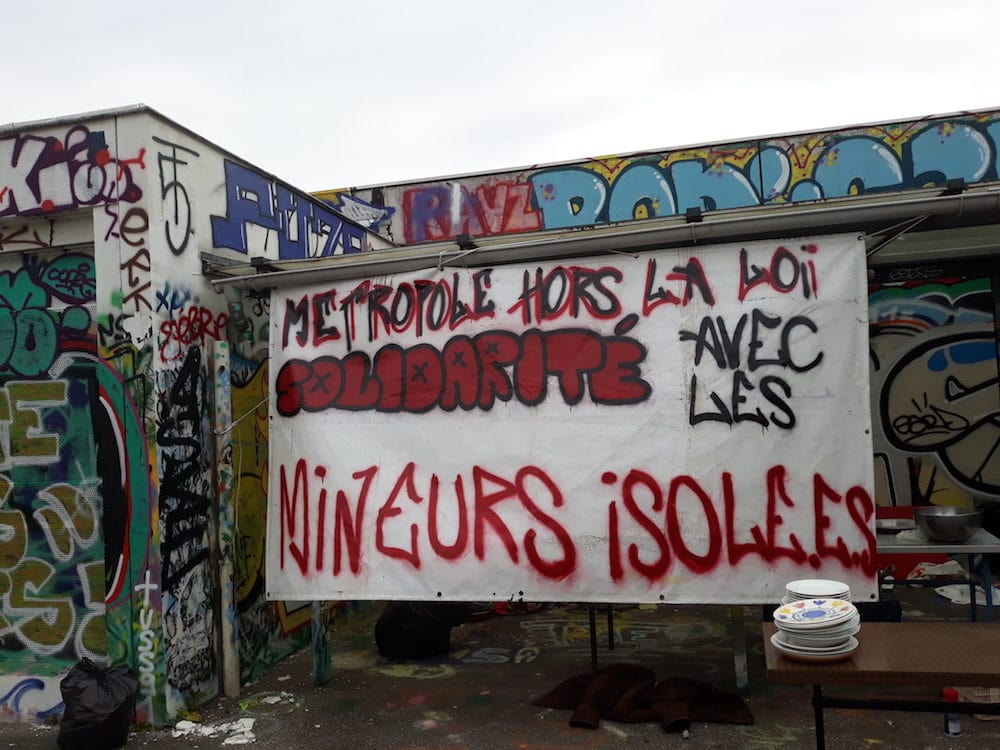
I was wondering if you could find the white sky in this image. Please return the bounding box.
[8,1,999,192]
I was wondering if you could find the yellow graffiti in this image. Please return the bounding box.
[233,363,268,605]
[0,471,105,658]
[0,381,67,468]
[4,557,75,652]
[0,476,26,568]
[77,560,106,659]
[34,484,98,562]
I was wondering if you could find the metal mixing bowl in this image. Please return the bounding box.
[912,506,984,543]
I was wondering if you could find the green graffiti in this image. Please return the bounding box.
[37,255,96,304]
[10,309,58,376]
[0,267,47,309]
[0,255,95,378]
[0,372,107,664]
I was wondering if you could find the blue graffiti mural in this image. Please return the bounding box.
[532,122,1000,229]
[0,678,63,718]
[321,192,394,229]
[211,161,367,259]
[387,113,1000,243]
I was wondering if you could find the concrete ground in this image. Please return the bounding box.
[3,584,998,750]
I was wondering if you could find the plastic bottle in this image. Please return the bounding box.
[943,687,962,736]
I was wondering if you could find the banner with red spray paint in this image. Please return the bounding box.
[266,234,876,603]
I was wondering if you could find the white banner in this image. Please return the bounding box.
[267,234,876,604]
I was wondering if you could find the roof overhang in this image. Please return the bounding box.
[209,185,1000,292]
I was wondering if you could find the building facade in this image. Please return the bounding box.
[0,107,387,724]
[319,108,1000,510]
[1,104,997,726]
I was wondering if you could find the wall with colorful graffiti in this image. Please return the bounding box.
[149,119,366,708]
[0,115,156,723]
[0,108,380,725]
[0,248,108,720]
[869,262,999,507]
[229,352,312,683]
[2,100,995,728]
[322,109,1000,245]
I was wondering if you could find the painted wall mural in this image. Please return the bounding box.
[0,251,106,721]
[155,345,217,703]
[0,110,380,726]
[0,125,146,218]
[230,354,311,683]
[210,161,371,259]
[1,101,989,731]
[326,110,1000,246]
[869,272,999,506]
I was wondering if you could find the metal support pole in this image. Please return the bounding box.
[812,684,826,750]
[606,604,614,650]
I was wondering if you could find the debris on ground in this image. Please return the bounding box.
[171,717,256,745]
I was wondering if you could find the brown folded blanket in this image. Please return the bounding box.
[532,664,754,733]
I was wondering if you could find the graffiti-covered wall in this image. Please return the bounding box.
[0,108,383,725]
[0,250,107,719]
[323,109,1000,245]
[0,117,152,722]
[869,264,999,507]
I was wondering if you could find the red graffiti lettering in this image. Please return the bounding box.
[642,257,715,316]
[275,326,651,416]
[507,265,623,325]
[277,460,577,582]
[402,181,542,244]
[607,465,876,582]
[159,306,229,363]
[738,245,820,302]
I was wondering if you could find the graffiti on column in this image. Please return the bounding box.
[869,276,999,505]
[155,346,216,699]
[103,205,154,316]
[342,112,1000,245]
[152,136,199,256]
[0,125,146,217]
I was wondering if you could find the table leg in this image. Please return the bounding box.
[588,606,598,674]
[731,605,748,689]
[606,604,615,650]
[968,554,978,622]
[975,553,995,623]
[812,684,826,750]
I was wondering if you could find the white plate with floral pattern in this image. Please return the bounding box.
[771,599,857,629]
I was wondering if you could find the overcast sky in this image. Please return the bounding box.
[8,2,998,192]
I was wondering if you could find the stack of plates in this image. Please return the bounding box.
[782,578,851,603]
[770,597,861,663]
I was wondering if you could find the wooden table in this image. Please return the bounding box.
[763,622,1000,749]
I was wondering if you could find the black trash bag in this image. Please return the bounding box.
[375,601,472,659]
[57,658,138,750]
